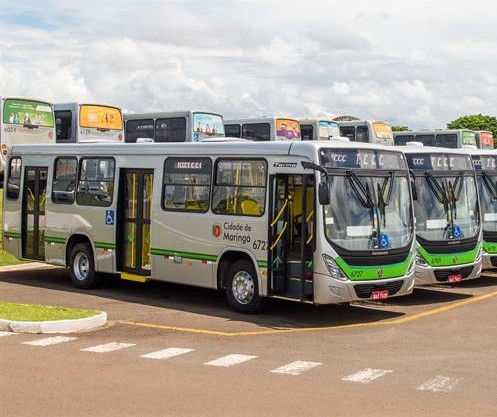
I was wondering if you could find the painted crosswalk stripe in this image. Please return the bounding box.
[0,331,17,337]
[342,368,393,384]
[140,347,194,360]
[417,375,459,392]
[205,354,258,367]
[81,342,136,353]
[22,336,77,346]
[270,361,322,375]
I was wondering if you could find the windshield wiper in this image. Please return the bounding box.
[482,172,497,200]
[346,170,374,208]
[377,171,395,228]
[424,172,448,204]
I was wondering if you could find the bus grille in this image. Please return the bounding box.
[353,280,404,299]
[433,265,475,282]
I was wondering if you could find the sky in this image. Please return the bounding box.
[1,0,497,130]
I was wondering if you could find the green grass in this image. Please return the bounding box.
[0,301,100,321]
[0,188,28,266]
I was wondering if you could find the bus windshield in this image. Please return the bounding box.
[324,173,412,251]
[193,112,225,140]
[3,98,54,127]
[413,174,479,241]
[478,173,497,232]
[80,105,123,131]
[372,122,393,140]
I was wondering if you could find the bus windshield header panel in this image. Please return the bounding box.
[80,105,123,130]
[320,148,406,170]
[3,98,54,127]
[406,153,473,171]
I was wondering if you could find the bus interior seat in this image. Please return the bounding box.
[241,199,261,216]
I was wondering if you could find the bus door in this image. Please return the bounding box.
[22,166,47,260]
[117,169,154,281]
[268,174,315,302]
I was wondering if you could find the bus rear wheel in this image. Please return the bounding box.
[225,259,264,314]
[69,243,101,289]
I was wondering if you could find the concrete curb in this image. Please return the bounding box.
[0,312,107,334]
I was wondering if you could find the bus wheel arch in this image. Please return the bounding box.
[218,252,264,314]
[66,235,101,289]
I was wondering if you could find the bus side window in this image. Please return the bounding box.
[339,126,355,141]
[356,126,369,143]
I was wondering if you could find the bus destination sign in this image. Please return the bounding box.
[406,153,473,171]
[320,149,405,169]
[471,155,497,171]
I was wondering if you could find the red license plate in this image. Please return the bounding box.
[448,274,462,283]
[371,290,389,300]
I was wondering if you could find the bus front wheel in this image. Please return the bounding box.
[225,259,264,314]
[69,243,101,289]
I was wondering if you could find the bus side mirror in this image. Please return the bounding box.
[318,182,330,205]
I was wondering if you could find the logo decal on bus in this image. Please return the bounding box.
[212,224,221,238]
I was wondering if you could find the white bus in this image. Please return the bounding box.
[124,111,225,143]
[393,129,479,149]
[3,140,416,313]
[336,120,394,146]
[1,97,55,185]
[54,102,124,143]
[224,117,302,141]
[299,118,340,141]
[468,148,497,269]
[400,144,482,285]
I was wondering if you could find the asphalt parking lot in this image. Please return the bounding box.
[1,264,497,416]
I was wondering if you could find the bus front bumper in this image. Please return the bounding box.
[313,270,416,305]
[414,261,482,286]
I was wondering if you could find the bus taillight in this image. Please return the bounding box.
[1,144,7,156]
[118,133,123,141]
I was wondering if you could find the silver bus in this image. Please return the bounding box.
[336,120,394,146]
[54,102,124,143]
[400,144,482,285]
[299,118,340,141]
[393,129,479,149]
[124,111,225,143]
[3,140,416,313]
[224,117,301,141]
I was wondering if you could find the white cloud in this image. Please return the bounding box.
[1,0,497,129]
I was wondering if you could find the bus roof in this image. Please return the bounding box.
[124,110,223,120]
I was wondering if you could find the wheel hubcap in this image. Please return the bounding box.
[74,253,89,281]
[232,271,255,305]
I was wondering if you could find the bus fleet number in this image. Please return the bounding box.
[3,126,17,133]
[252,240,267,250]
[80,128,91,135]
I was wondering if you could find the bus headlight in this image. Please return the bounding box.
[322,254,347,281]
[415,252,428,267]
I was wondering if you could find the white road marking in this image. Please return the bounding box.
[140,347,194,360]
[0,331,17,337]
[81,342,136,353]
[22,336,77,346]
[342,368,393,384]
[417,375,459,392]
[270,361,322,375]
[205,354,258,367]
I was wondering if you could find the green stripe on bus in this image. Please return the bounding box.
[95,242,116,250]
[3,231,22,239]
[483,241,497,254]
[417,244,479,267]
[150,248,217,262]
[44,236,66,244]
[335,253,413,281]
[257,260,268,268]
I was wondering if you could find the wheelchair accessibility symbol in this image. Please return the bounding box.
[105,210,115,226]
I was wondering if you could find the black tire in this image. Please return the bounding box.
[225,259,264,314]
[69,243,101,289]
